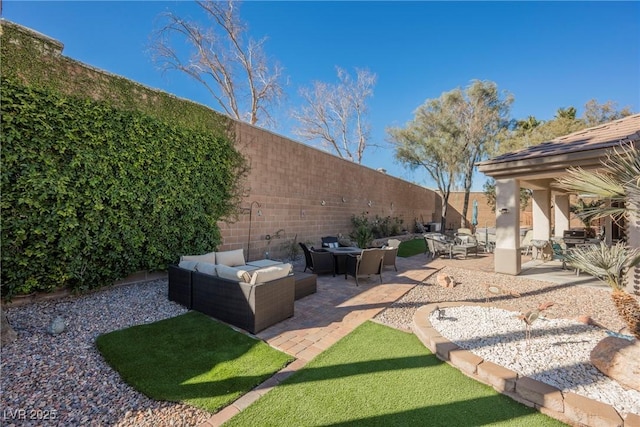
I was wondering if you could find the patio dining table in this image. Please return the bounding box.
[322,246,363,276]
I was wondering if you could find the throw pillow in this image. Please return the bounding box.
[215,249,245,267]
[196,262,218,276]
[250,263,293,285]
[216,264,252,283]
[178,260,199,271]
[181,251,216,264]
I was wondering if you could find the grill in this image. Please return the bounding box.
[563,229,586,247]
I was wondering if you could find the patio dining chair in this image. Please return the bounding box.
[345,248,384,286]
[382,239,401,271]
[321,236,340,248]
[551,241,567,269]
[299,242,335,275]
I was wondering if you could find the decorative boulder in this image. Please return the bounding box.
[48,316,66,335]
[437,273,455,288]
[590,336,640,392]
[1,310,17,345]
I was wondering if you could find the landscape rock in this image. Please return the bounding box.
[48,315,66,335]
[590,336,640,392]
[1,309,17,345]
[437,273,455,288]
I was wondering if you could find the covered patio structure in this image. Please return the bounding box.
[477,114,640,293]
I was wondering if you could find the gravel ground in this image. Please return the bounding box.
[375,265,632,333]
[1,280,211,427]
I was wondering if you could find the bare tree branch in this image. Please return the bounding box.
[150,0,284,128]
[292,67,376,163]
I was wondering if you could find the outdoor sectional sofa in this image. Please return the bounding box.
[168,249,295,334]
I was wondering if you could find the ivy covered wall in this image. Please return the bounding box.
[1,22,247,298]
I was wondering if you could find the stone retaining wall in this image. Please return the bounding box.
[412,303,640,427]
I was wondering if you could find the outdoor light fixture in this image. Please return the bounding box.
[499,207,509,214]
[368,200,372,207]
[321,200,326,206]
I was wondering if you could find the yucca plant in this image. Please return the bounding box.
[557,142,640,339]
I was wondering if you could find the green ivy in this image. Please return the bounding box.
[1,78,247,299]
[0,21,230,135]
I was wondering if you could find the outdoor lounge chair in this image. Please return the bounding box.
[299,242,335,274]
[345,248,384,286]
[452,233,479,258]
[424,233,452,259]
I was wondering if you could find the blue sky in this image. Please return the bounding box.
[3,1,639,191]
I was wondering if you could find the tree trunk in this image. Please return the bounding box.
[611,289,640,339]
[440,194,449,233]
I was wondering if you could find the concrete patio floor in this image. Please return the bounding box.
[201,248,604,426]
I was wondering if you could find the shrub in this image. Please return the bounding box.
[1,78,247,299]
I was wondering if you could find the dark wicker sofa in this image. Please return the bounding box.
[168,265,295,334]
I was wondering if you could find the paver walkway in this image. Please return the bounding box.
[200,248,591,426]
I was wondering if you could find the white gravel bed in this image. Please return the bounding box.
[430,305,640,417]
[1,280,211,427]
[374,265,640,418]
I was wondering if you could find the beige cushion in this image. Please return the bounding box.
[195,262,218,276]
[178,260,199,271]
[250,263,293,285]
[181,251,216,264]
[215,249,245,267]
[216,264,252,283]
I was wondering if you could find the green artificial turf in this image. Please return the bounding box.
[96,311,294,413]
[397,237,427,257]
[225,321,565,427]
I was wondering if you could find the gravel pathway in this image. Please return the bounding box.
[374,266,640,417]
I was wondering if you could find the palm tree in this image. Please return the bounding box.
[557,142,640,339]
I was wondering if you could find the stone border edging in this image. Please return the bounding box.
[412,302,640,427]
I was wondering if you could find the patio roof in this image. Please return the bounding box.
[478,114,640,189]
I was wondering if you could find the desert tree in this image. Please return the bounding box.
[452,80,513,227]
[150,0,284,127]
[583,99,634,127]
[388,80,512,230]
[387,95,467,232]
[292,67,376,163]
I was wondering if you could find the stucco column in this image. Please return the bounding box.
[554,194,570,238]
[627,200,639,295]
[494,178,521,275]
[532,189,551,240]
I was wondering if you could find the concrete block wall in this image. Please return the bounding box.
[222,123,438,260]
